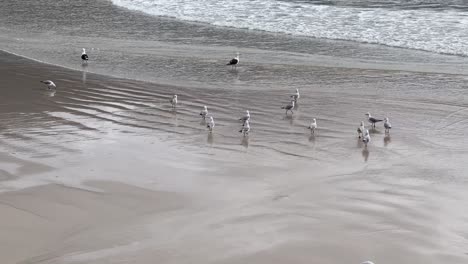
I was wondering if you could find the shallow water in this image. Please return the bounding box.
[1,0,468,263]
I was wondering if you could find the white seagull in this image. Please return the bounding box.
[281,100,295,115]
[366,112,383,128]
[207,116,215,132]
[362,129,371,147]
[200,105,208,119]
[227,52,240,69]
[81,48,89,62]
[239,120,250,136]
[40,80,56,90]
[290,88,300,102]
[384,117,392,133]
[357,121,365,138]
[170,95,178,108]
[308,118,317,134]
[239,110,250,125]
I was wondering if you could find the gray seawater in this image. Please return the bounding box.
[1,1,468,263]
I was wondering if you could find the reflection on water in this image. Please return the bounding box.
[362,147,369,162]
[241,136,249,148]
[384,135,391,147]
[207,132,214,145]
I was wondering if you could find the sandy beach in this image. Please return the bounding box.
[1,49,468,264]
[2,0,468,263]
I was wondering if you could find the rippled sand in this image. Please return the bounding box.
[1,51,468,264]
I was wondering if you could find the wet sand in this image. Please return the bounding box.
[1,51,468,264]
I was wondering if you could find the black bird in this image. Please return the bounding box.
[281,100,295,115]
[81,48,89,62]
[227,52,240,69]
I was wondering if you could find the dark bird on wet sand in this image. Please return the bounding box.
[227,52,240,69]
[366,112,383,128]
[281,100,295,115]
[40,80,56,90]
[81,48,88,62]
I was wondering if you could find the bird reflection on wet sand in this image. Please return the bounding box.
[362,147,369,162]
[384,134,391,147]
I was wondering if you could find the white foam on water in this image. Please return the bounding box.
[112,0,468,56]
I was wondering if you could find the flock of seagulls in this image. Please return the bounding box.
[41,49,392,151]
[37,50,385,264]
[172,85,391,150]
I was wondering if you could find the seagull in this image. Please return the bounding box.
[366,112,383,128]
[384,117,392,133]
[170,95,178,108]
[207,116,215,132]
[290,88,300,102]
[239,110,250,125]
[227,52,240,69]
[362,129,371,147]
[200,105,208,119]
[40,80,56,90]
[357,121,365,138]
[239,120,250,136]
[308,118,317,134]
[281,100,295,115]
[81,48,88,62]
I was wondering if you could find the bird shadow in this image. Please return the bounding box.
[362,147,370,162]
[241,136,249,148]
[384,135,391,147]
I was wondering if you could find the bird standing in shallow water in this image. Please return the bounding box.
[281,100,295,115]
[308,118,317,134]
[362,129,371,147]
[227,52,240,69]
[170,95,178,108]
[290,88,300,102]
[200,105,208,119]
[81,48,88,63]
[40,80,56,90]
[207,116,215,132]
[357,121,365,138]
[239,120,250,136]
[366,112,383,128]
[239,110,250,125]
[384,117,392,133]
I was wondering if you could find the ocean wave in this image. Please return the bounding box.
[111,0,468,56]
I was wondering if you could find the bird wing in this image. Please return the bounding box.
[227,58,238,65]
